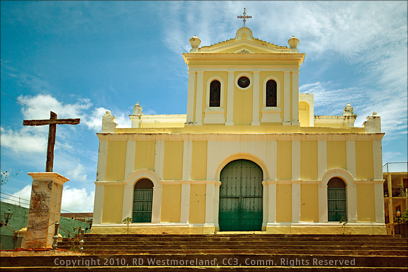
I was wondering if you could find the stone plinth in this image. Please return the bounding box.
[24,172,68,249]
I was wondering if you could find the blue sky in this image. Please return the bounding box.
[1,1,407,212]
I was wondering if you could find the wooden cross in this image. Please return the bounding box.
[237,8,252,27]
[23,111,80,172]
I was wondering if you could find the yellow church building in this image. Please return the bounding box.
[92,26,385,235]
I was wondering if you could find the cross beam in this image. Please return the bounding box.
[237,8,252,27]
[23,111,80,172]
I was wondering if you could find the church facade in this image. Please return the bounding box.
[92,26,385,235]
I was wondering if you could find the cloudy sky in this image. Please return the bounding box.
[1,1,407,213]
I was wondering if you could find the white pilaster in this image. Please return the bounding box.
[373,141,383,180]
[154,141,165,179]
[346,140,356,178]
[122,184,133,221]
[195,71,204,125]
[205,182,215,226]
[182,140,192,181]
[283,71,291,125]
[186,71,196,124]
[292,182,301,222]
[180,182,191,223]
[318,184,328,222]
[292,140,300,180]
[270,140,277,180]
[263,182,268,227]
[347,184,358,223]
[152,185,162,223]
[96,141,108,181]
[268,181,277,223]
[374,182,385,223]
[318,141,327,179]
[93,184,105,224]
[291,71,300,125]
[125,141,136,179]
[226,71,235,126]
[252,71,260,126]
[214,182,221,227]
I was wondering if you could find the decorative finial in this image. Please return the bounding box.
[237,8,252,27]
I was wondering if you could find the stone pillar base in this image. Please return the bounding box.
[24,172,68,249]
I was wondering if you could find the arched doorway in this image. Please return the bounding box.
[327,177,347,222]
[132,179,153,223]
[219,159,263,231]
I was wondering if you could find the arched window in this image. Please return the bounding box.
[209,80,221,107]
[132,179,153,223]
[327,177,347,222]
[266,80,277,107]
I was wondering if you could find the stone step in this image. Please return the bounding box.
[1,254,407,267]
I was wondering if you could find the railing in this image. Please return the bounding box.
[383,162,408,173]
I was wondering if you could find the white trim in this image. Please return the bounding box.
[206,75,225,108]
[182,140,192,181]
[122,169,162,224]
[226,71,235,126]
[292,183,301,223]
[180,183,191,223]
[318,141,327,180]
[283,72,291,125]
[93,183,105,224]
[292,140,300,180]
[214,182,221,228]
[195,71,204,125]
[291,71,300,125]
[346,140,356,178]
[235,72,253,90]
[97,141,108,181]
[252,71,260,126]
[154,141,164,180]
[373,141,382,180]
[261,107,282,123]
[262,182,268,227]
[186,71,195,124]
[374,182,385,223]
[203,107,225,124]
[125,141,136,179]
[189,67,301,72]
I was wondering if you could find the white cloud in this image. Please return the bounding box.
[5,185,94,213]
[66,163,87,182]
[82,107,108,131]
[0,126,47,154]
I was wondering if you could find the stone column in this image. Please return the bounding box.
[25,172,68,249]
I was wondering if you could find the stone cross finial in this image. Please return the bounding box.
[237,8,252,27]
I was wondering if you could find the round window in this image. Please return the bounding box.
[237,76,250,88]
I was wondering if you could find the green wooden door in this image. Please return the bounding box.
[328,188,347,221]
[219,160,263,231]
[133,179,153,223]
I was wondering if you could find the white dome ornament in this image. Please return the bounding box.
[288,36,299,53]
[189,35,201,53]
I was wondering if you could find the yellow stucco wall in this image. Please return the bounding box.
[301,184,319,222]
[191,141,208,180]
[356,141,374,180]
[277,141,292,180]
[357,183,375,222]
[189,184,206,224]
[105,141,127,181]
[299,101,310,127]
[276,184,292,222]
[102,185,124,223]
[233,83,253,125]
[161,184,181,222]
[301,141,318,180]
[163,141,184,180]
[327,141,347,170]
[134,141,155,170]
